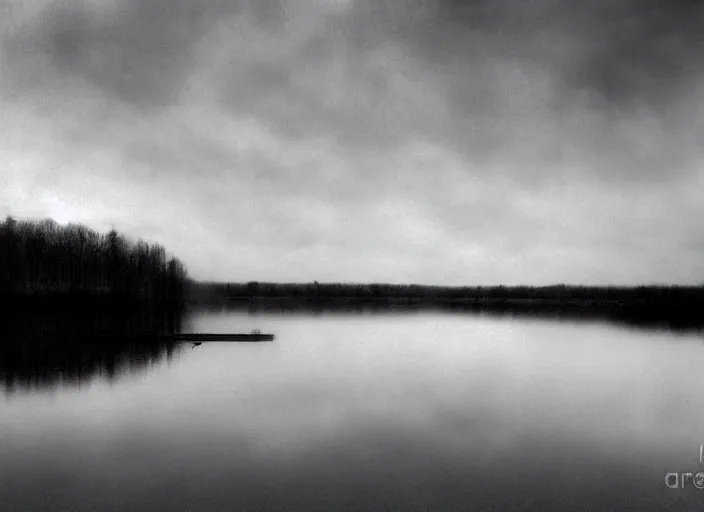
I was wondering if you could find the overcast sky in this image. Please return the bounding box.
[1,0,703,285]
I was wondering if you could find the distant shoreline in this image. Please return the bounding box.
[187,281,704,331]
[5,281,702,331]
[188,280,704,304]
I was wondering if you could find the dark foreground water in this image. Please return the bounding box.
[2,310,704,511]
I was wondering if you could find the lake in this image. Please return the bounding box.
[2,310,704,511]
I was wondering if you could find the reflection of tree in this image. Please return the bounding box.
[0,304,185,393]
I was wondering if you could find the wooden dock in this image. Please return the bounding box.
[112,333,275,342]
[168,333,274,342]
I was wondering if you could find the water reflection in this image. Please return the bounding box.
[0,302,185,392]
[2,310,704,510]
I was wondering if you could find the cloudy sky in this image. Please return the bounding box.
[1,0,703,285]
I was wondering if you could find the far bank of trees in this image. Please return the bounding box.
[187,280,704,330]
[188,280,704,304]
[0,216,187,306]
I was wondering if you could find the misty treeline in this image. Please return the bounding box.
[0,216,188,306]
[189,280,704,304]
[189,280,704,330]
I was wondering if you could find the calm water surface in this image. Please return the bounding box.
[2,311,704,511]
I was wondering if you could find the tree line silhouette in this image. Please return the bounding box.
[0,216,188,307]
[188,280,704,331]
[190,280,704,303]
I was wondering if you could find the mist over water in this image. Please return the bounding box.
[2,309,703,511]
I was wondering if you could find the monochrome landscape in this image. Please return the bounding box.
[2,1,704,510]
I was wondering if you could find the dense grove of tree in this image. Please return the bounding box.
[0,216,187,306]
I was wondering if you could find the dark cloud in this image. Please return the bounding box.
[423,0,704,179]
[560,0,704,112]
[420,0,704,109]
[2,0,243,107]
[6,0,703,179]
[2,0,703,285]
